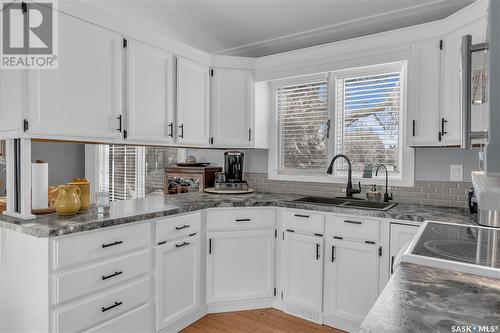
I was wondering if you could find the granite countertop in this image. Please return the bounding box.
[360,262,500,333]
[0,192,477,238]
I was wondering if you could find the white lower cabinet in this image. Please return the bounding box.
[85,303,154,333]
[156,234,201,330]
[282,231,323,322]
[389,223,419,275]
[206,229,275,304]
[323,238,381,332]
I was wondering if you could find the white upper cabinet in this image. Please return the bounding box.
[210,68,253,147]
[282,232,323,316]
[323,238,380,331]
[27,11,123,140]
[407,39,441,146]
[176,57,210,146]
[125,39,174,143]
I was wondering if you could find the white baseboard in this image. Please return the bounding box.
[323,315,361,333]
[207,298,273,313]
[158,307,207,333]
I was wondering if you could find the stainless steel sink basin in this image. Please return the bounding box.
[290,196,398,211]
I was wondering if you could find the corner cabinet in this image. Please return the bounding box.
[388,223,418,275]
[210,68,254,147]
[125,39,174,143]
[27,11,123,140]
[176,57,210,146]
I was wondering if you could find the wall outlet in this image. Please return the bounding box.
[450,164,463,181]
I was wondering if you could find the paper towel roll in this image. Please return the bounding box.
[32,162,48,209]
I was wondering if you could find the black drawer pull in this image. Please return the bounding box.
[316,244,320,260]
[102,240,123,248]
[175,241,190,248]
[294,214,309,218]
[365,240,376,244]
[175,224,190,230]
[344,220,362,225]
[235,218,251,222]
[168,122,173,138]
[331,245,336,262]
[333,236,343,240]
[189,232,197,237]
[102,271,123,281]
[102,301,122,312]
[158,241,167,245]
[179,124,184,138]
[286,229,295,233]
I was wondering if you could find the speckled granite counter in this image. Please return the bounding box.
[360,262,500,333]
[0,192,477,237]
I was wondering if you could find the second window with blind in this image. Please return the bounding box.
[272,61,410,183]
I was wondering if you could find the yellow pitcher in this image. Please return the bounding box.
[68,178,90,210]
[55,185,81,216]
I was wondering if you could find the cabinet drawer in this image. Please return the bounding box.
[55,277,151,333]
[156,212,201,243]
[281,209,325,235]
[54,249,151,305]
[53,223,151,270]
[84,303,153,333]
[206,208,275,231]
[326,215,380,242]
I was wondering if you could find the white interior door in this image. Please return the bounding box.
[206,230,274,303]
[176,57,210,146]
[156,236,200,330]
[324,238,380,325]
[283,232,323,312]
[126,39,174,143]
[389,223,418,275]
[27,11,122,140]
[210,68,253,147]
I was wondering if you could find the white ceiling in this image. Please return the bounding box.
[87,0,474,57]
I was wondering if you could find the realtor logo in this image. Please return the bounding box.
[1,0,58,68]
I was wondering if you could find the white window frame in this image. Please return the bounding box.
[268,61,414,187]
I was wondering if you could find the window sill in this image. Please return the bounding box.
[268,172,414,187]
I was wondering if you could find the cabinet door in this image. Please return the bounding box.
[156,236,200,330]
[176,57,210,146]
[440,19,488,145]
[407,39,441,146]
[283,232,323,312]
[27,11,122,140]
[389,223,418,275]
[210,68,253,147]
[206,230,274,303]
[126,39,174,143]
[324,239,380,327]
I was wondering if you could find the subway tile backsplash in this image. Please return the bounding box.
[244,172,472,209]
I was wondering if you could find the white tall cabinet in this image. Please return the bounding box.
[210,68,253,147]
[125,39,174,143]
[176,57,210,146]
[27,11,123,140]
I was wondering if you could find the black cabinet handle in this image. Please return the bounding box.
[179,124,184,138]
[316,244,320,260]
[391,256,395,274]
[158,241,167,245]
[294,214,309,218]
[412,120,416,137]
[102,271,123,281]
[441,118,448,135]
[117,115,122,132]
[248,128,252,142]
[101,301,122,312]
[168,122,173,138]
[175,241,190,248]
[175,224,190,230]
[333,236,343,240]
[438,131,442,142]
[344,220,362,225]
[235,218,251,222]
[209,238,212,254]
[102,240,123,248]
[331,245,336,262]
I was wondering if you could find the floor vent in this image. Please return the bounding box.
[284,303,322,324]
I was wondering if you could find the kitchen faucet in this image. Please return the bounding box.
[326,154,361,199]
[375,164,393,203]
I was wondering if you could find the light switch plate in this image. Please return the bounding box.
[450,164,463,181]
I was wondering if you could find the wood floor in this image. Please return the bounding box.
[180,308,344,333]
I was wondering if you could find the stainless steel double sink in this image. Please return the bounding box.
[290,196,398,211]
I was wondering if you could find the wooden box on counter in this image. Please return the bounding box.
[164,166,222,194]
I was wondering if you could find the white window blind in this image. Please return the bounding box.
[277,80,329,174]
[334,69,402,176]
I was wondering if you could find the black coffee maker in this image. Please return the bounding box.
[224,151,244,182]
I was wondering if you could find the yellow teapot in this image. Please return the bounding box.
[54,185,81,216]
